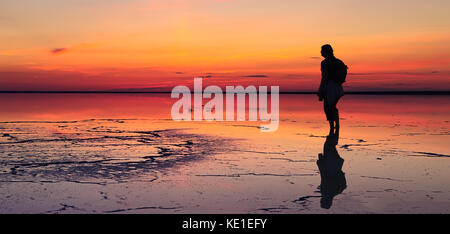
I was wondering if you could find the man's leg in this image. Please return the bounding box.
[329,120,334,135]
[334,97,341,136]
[334,108,339,137]
[324,99,334,135]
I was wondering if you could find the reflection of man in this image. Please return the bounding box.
[317,133,347,209]
[317,44,347,135]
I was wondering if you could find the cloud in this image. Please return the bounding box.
[50,48,68,55]
[242,75,268,78]
[349,71,442,76]
[284,74,304,78]
[348,73,372,76]
[310,57,321,60]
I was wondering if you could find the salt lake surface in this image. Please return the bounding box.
[0,93,449,213]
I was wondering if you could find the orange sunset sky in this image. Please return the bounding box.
[0,0,449,92]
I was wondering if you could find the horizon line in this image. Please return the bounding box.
[0,91,449,95]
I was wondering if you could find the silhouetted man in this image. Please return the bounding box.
[318,44,347,136]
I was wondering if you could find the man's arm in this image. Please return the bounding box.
[318,62,328,101]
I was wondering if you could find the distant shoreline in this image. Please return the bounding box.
[0,91,449,95]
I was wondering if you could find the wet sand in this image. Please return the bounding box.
[0,93,449,213]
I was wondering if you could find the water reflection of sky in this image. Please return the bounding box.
[0,94,449,213]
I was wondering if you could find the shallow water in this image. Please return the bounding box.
[0,93,449,213]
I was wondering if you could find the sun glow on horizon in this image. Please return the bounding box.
[0,0,449,91]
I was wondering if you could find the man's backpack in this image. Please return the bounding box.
[334,59,348,85]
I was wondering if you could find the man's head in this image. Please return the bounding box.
[321,44,334,58]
